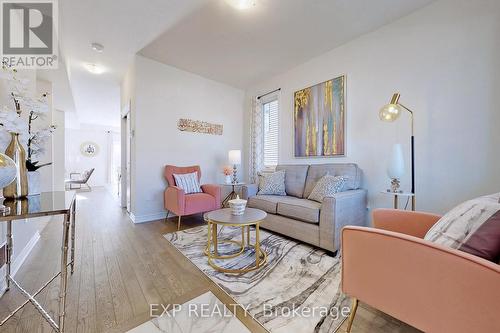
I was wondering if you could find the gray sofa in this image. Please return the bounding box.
[241,163,367,252]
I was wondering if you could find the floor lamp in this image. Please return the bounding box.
[379,93,415,210]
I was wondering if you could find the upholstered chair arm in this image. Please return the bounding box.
[201,184,222,208]
[372,208,442,239]
[342,226,500,333]
[319,189,368,252]
[241,184,258,199]
[165,186,185,215]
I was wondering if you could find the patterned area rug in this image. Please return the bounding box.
[164,225,350,333]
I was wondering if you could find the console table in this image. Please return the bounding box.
[0,191,77,333]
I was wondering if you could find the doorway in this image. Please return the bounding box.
[120,102,131,213]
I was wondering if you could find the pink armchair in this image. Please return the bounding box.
[164,165,221,230]
[341,209,500,333]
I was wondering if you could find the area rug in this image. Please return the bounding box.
[164,225,350,333]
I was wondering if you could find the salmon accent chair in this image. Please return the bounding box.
[164,165,221,230]
[341,209,500,333]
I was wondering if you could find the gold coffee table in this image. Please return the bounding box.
[204,208,267,274]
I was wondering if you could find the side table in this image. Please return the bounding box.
[0,191,77,333]
[380,191,415,210]
[220,182,246,208]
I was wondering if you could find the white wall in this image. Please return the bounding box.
[65,125,118,187]
[245,0,500,215]
[125,55,245,221]
[52,109,66,191]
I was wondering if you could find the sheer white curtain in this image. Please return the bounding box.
[249,96,263,184]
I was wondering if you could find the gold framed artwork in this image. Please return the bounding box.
[177,118,223,136]
[294,75,345,157]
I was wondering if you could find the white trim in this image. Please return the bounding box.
[128,211,168,224]
[0,231,40,297]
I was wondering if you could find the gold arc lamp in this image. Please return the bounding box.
[379,93,416,210]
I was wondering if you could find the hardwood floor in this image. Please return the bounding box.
[0,189,420,333]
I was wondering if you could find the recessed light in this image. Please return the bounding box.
[84,63,105,74]
[91,42,104,53]
[226,0,256,10]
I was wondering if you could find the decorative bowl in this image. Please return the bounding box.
[228,196,247,216]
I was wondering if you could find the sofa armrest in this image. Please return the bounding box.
[342,226,500,333]
[164,186,185,215]
[241,184,258,200]
[372,208,442,238]
[201,184,222,208]
[319,189,367,252]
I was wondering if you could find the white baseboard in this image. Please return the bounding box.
[0,231,40,297]
[128,211,168,224]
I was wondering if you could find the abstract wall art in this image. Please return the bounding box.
[177,118,223,136]
[294,75,345,157]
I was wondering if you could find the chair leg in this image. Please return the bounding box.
[177,216,181,230]
[346,298,359,333]
[165,210,170,221]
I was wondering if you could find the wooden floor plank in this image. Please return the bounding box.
[93,233,117,332]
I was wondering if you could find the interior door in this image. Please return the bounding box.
[126,115,131,213]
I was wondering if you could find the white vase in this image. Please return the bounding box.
[28,171,41,196]
[225,175,232,184]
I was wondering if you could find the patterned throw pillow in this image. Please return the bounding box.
[257,170,286,196]
[173,172,202,194]
[307,174,346,203]
[424,193,500,262]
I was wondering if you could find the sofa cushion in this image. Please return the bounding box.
[303,163,361,198]
[257,170,286,196]
[424,193,500,263]
[247,195,283,214]
[308,175,346,202]
[276,165,309,198]
[184,193,216,215]
[276,196,321,224]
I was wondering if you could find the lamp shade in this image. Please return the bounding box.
[387,144,405,179]
[228,150,241,165]
[379,93,402,122]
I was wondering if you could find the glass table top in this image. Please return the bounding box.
[0,191,76,221]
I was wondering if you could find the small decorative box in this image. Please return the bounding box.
[228,195,247,216]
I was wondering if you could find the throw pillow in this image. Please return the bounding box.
[424,193,500,262]
[307,174,346,203]
[257,170,286,196]
[173,172,202,194]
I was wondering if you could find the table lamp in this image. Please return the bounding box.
[379,93,415,209]
[228,150,241,184]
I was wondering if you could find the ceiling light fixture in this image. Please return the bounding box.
[91,42,104,53]
[226,0,256,10]
[84,63,105,74]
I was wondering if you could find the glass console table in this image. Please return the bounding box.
[0,191,77,333]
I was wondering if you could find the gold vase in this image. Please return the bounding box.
[4,133,28,198]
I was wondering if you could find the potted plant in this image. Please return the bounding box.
[1,61,55,196]
[223,166,233,184]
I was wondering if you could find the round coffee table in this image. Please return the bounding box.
[204,208,267,274]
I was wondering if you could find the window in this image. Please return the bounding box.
[262,98,279,168]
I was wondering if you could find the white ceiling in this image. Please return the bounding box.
[58,0,434,127]
[140,0,435,88]
[59,0,208,128]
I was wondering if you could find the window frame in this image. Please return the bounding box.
[260,94,279,171]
